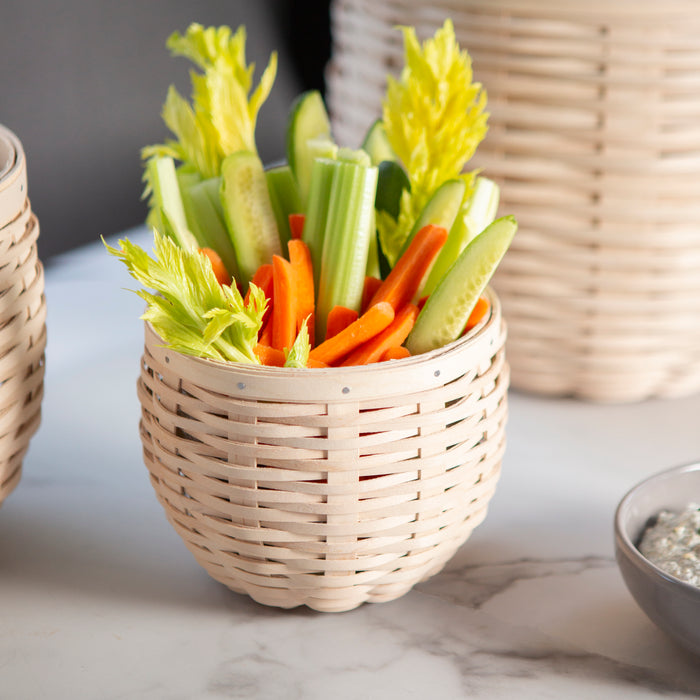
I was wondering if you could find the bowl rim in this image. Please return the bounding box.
[614,460,700,597]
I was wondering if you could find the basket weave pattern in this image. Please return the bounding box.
[0,204,46,505]
[327,0,700,402]
[137,292,508,612]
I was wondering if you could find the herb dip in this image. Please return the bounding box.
[639,503,700,588]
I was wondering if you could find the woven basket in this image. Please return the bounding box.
[0,126,47,506]
[327,0,700,402]
[137,289,508,612]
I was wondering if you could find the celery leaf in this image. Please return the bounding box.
[105,231,265,364]
[379,19,488,265]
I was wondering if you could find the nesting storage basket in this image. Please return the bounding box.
[137,289,508,612]
[327,0,700,402]
[0,125,46,506]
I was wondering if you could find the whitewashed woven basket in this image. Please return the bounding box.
[137,288,508,612]
[327,0,700,402]
[0,125,46,506]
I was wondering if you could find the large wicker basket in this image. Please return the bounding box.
[327,0,700,402]
[137,289,508,612]
[0,125,46,506]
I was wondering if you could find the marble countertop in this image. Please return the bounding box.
[1,228,699,699]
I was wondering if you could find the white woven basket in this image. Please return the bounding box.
[327,0,700,402]
[137,288,508,612]
[0,126,46,505]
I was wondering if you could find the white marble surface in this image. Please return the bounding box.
[1,228,700,699]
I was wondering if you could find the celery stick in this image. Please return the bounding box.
[421,177,500,296]
[220,151,282,286]
[266,165,302,248]
[145,156,198,250]
[187,177,240,279]
[366,208,381,279]
[302,158,337,289]
[316,160,378,341]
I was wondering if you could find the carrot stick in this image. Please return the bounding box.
[288,239,315,347]
[246,262,274,329]
[341,304,419,366]
[246,263,273,303]
[255,344,328,368]
[259,318,273,346]
[309,302,395,366]
[326,305,359,339]
[381,346,411,361]
[289,213,305,240]
[361,276,382,313]
[271,255,297,351]
[255,343,285,366]
[463,296,490,334]
[368,224,448,311]
[199,248,232,286]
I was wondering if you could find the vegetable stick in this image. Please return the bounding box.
[369,224,448,311]
[246,263,274,327]
[361,276,382,313]
[309,302,395,366]
[246,263,273,302]
[341,304,419,366]
[381,346,411,361]
[259,318,273,346]
[255,343,285,366]
[289,213,305,240]
[271,255,297,351]
[288,239,315,346]
[255,344,328,368]
[199,247,232,286]
[463,296,490,333]
[326,305,359,339]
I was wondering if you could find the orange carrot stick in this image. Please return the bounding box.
[199,248,232,286]
[381,346,411,361]
[288,239,315,347]
[255,344,328,368]
[246,263,273,302]
[246,262,274,328]
[361,276,383,313]
[463,296,490,334]
[259,318,273,346]
[369,224,448,311]
[289,213,305,240]
[255,343,285,366]
[325,305,359,339]
[271,255,297,351]
[341,304,419,366]
[309,302,395,366]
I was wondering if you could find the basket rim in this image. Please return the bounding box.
[143,287,505,402]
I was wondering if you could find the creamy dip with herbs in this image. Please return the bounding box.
[639,503,700,588]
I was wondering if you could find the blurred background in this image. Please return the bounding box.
[0,1,332,260]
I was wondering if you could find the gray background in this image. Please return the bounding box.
[0,1,331,260]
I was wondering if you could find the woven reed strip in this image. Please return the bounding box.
[0,212,46,506]
[327,0,700,402]
[138,292,508,611]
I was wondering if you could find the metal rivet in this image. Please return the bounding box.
[342,386,350,394]
[434,370,441,377]
[237,382,246,390]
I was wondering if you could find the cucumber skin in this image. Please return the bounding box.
[406,216,517,355]
[286,90,331,207]
[361,119,397,166]
[398,179,465,259]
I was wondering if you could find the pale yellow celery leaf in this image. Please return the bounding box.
[284,319,310,368]
[152,86,222,178]
[381,19,488,262]
[105,232,264,363]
